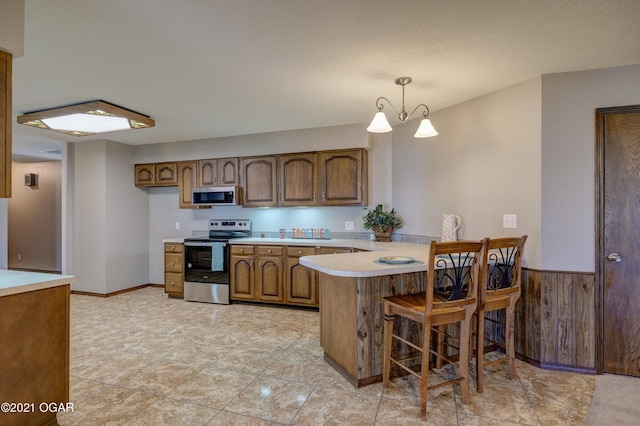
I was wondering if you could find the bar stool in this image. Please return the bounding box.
[383,239,488,418]
[474,235,527,393]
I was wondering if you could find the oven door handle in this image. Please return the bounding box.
[184,242,228,247]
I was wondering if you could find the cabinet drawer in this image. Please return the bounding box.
[317,247,353,255]
[287,246,317,257]
[232,245,255,255]
[165,272,184,293]
[165,243,183,253]
[165,253,183,272]
[258,246,284,255]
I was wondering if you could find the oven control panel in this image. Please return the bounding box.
[208,219,251,231]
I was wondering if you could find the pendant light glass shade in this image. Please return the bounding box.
[366,111,393,133]
[414,118,438,138]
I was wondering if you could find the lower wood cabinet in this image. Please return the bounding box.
[286,246,318,305]
[164,242,184,298]
[256,246,284,302]
[231,244,353,307]
[230,245,255,300]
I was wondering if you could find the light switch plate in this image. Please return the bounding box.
[503,214,517,228]
[175,221,180,230]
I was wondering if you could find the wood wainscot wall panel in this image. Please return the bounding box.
[518,269,595,373]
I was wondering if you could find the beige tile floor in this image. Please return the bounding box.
[58,286,594,425]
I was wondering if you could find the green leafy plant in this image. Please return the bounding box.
[363,204,403,232]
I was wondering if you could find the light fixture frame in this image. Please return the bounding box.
[17,100,155,137]
[367,77,438,137]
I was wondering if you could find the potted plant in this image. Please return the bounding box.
[363,204,403,242]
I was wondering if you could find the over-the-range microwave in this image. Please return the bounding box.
[192,186,243,206]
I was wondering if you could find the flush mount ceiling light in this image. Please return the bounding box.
[17,100,155,137]
[367,77,438,138]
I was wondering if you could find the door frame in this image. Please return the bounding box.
[594,104,640,374]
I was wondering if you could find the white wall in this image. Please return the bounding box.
[0,0,24,56]
[105,141,149,293]
[541,64,640,272]
[393,78,542,268]
[8,161,61,271]
[70,140,149,293]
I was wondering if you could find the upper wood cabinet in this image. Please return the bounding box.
[135,162,178,186]
[240,156,278,207]
[197,157,239,187]
[177,161,201,209]
[279,152,318,207]
[319,149,367,206]
[0,51,11,198]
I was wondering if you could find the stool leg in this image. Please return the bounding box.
[420,318,432,419]
[476,311,485,393]
[383,304,395,387]
[459,315,472,405]
[435,325,445,369]
[506,303,516,380]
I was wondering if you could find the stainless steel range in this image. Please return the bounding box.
[183,219,251,304]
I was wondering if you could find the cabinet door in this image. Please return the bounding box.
[285,247,318,306]
[319,149,367,206]
[256,246,284,302]
[156,162,179,185]
[218,157,239,186]
[279,153,318,206]
[178,161,198,209]
[135,163,156,186]
[197,159,218,187]
[230,255,255,300]
[240,156,278,207]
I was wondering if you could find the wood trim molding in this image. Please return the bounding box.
[0,50,11,198]
[71,283,161,298]
[594,104,640,374]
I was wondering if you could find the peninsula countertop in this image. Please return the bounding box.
[0,270,76,297]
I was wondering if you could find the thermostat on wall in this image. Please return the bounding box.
[24,173,37,187]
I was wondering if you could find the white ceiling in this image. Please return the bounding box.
[11,0,640,159]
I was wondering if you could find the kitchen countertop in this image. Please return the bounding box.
[162,236,433,277]
[230,237,431,278]
[0,270,76,297]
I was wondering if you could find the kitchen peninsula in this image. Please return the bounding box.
[0,270,75,426]
[298,242,431,387]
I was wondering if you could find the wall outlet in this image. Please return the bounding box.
[345,221,355,231]
[503,214,517,228]
[17,253,22,261]
[175,221,180,230]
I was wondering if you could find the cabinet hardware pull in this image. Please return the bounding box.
[268,249,272,253]
[298,250,302,254]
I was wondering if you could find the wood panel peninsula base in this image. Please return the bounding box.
[0,271,75,426]
[299,244,431,387]
[318,271,426,387]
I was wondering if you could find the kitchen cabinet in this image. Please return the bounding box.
[230,244,354,307]
[256,246,285,302]
[285,246,318,306]
[240,156,278,207]
[135,162,178,186]
[230,245,255,300]
[318,149,367,206]
[177,161,203,209]
[279,152,318,207]
[164,242,184,298]
[197,157,239,187]
[0,51,11,198]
